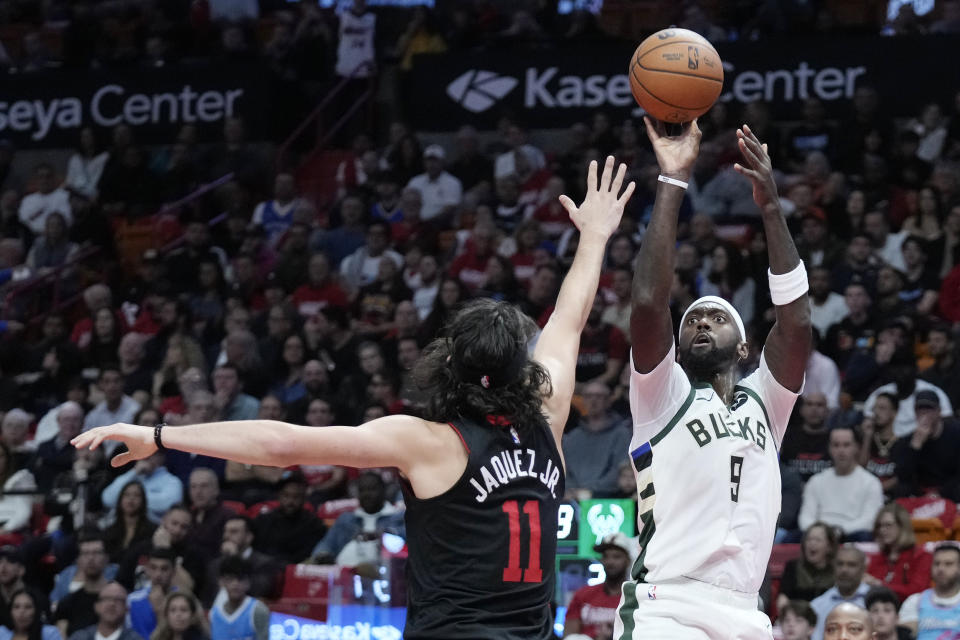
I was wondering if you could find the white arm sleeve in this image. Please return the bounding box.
[738,349,802,446]
[899,593,920,623]
[629,343,691,441]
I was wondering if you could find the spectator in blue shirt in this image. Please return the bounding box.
[126,547,177,640]
[102,452,183,523]
[0,590,61,640]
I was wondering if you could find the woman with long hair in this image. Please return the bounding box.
[902,185,943,242]
[83,308,124,370]
[776,522,838,613]
[149,593,209,640]
[270,334,308,405]
[417,276,467,343]
[0,590,60,640]
[64,127,108,201]
[75,155,636,639]
[699,242,756,327]
[0,441,37,545]
[152,336,207,406]
[864,502,932,601]
[101,481,156,562]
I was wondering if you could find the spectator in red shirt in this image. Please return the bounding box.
[448,221,496,291]
[576,294,628,391]
[291,253,349,318]
[563,532,636,639]
[865,502,932,602]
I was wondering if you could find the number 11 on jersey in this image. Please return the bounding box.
[502,500,543,583]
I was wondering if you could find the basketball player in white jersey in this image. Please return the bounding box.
[618,119,811,639]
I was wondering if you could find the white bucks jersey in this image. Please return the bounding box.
[335,10,375,78]
[628,344,799,594]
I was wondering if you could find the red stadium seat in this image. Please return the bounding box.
[897,497,956,544]
[221,500,246,515]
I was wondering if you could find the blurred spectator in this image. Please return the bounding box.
[781,392,833,483]
[777,463,804,543]
[809,267,849,339]
[34,402,84,492]
[449,126,493,194]
[810,546,870,640]
[311,473,403,567]
[859,393,902,495]
[919,324,960,408]
[407,146,462,223]
[778,600,817,640]
[797,210,845,271]
[25,212,78,274]
[211,365,258,422]
[576,296,628,389]
[83,368,140,453]
[340,222,403,292]
[822,283,875,371]
[118,505,204,594]
[0,441,35,543]
[118,334,153,398]
[149,592,208,640]
[893,389,960,499]
[18,164,72,236]
[315,196,367,268]
[865,503,931,602]
[66,582,138,640]
[252,472,326,564]
[562,532,634,639]
[185,469,233,560]
[101,482,156,563]
[863,587,904,640]
[209,556,268,640]
[164,220,227,294]
[83,309,123,371]
[562,383,630,499]
[863,367,953,437]
[202,516,277,607]
[164,392,226,485]
[699,243,755,327]
[799,425,884,541]
[777,522,838,611]
[864,210,908,272]
[102,452,182,524]
[897,544,960,638]
[63,128,108,202]
[53,532,111,636]
[0,590,59,640]
[804,332,841,410]
[251,174,307,249]
[125,549,177,630]
[291,254,348,318]
[2,410,36,470]
[0,548,48,631]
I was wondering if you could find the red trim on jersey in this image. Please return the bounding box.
[446,422,471,454]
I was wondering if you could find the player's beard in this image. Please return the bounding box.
[681,340,740,382]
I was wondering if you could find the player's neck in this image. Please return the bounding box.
[706,370,739,405]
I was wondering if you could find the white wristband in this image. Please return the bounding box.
[658,174,688,190]
[768,262,808,306]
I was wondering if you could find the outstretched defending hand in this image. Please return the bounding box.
[72,423,155,468]
[559,155,635,238]
[643,117,702,181]
[734,124,780,215]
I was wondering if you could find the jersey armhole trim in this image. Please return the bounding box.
[649,385,696,447]
[735,385,779,455]
[446,421,471,454]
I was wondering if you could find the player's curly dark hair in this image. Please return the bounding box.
[414,298,551,433]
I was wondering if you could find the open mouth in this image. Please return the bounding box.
[693,334,712,346]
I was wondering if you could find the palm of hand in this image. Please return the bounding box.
[561,157,634,237]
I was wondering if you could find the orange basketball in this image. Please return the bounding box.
[629,28,724,124]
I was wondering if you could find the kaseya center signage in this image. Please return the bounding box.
[407,34,957,129]
[0,63,275,147]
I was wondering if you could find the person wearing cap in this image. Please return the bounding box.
[797,207,845,271]
[563,533,636,639]
[623,120,811,638]
[74,156,637,639]
[892,388,960,500]
[406,144,462,222]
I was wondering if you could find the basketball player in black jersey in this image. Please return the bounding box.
[72,156,635,639]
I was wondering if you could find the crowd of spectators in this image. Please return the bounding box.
[0,2,956,640]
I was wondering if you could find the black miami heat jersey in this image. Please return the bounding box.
[401,415,564,640]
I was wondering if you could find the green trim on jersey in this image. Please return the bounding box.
[649,385,697,447]
[735,385,770,431]
[617,581,638,640]
[631,510,655,581]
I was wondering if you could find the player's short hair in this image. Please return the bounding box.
[865,586,900,612]
[829,423,862,446]
[148,547,177,563]
[414,298,550,435]
[779,600,817,627]
[218,555,252,580]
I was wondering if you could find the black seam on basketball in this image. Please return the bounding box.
[630,68,717,111]
[634,63,723,83]
[636,40,717,58]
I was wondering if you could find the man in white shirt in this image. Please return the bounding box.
[863,372,953,437]
[808,266,849,338]
[83,367,140,456]
[863,210,907,272]
[799,425,884,541]
[810,546,871,640]
[406,145,462,222]
[18,163,72,235]
[339,221,403,291]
